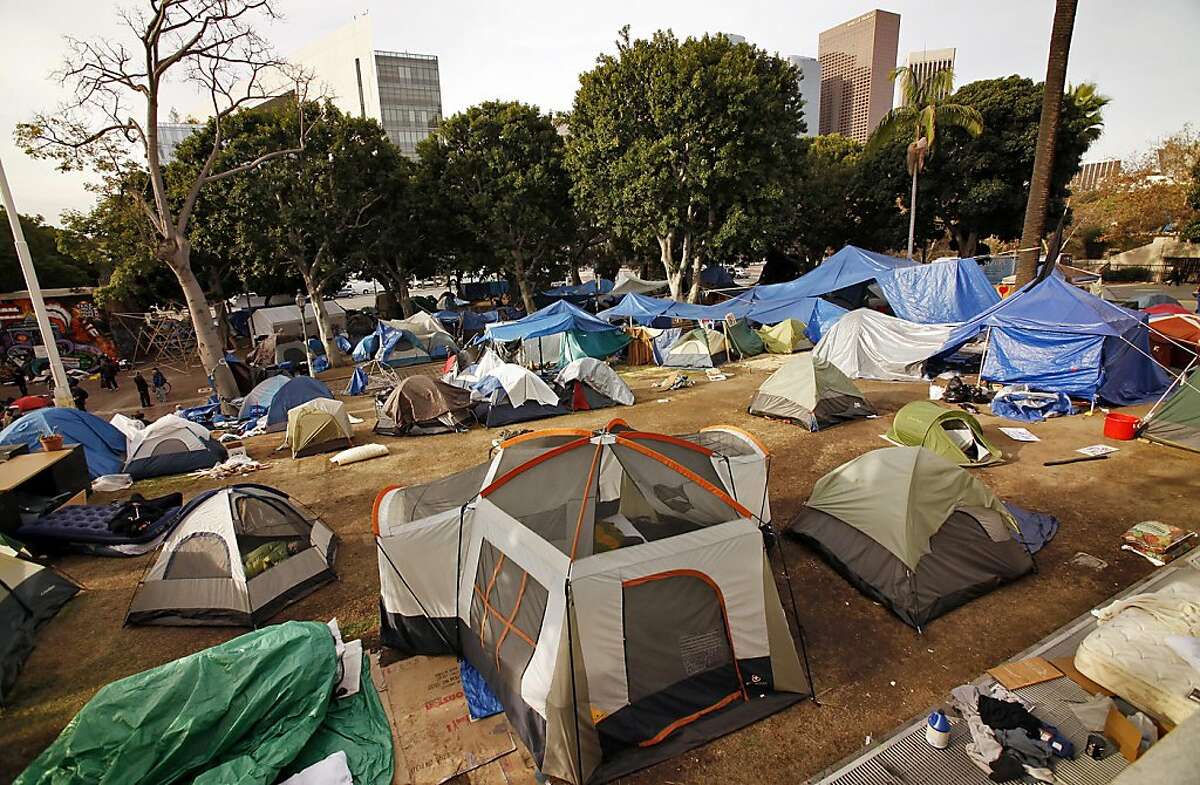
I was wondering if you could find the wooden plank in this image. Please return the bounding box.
[988,657,1062,690]
[380,655,515,785]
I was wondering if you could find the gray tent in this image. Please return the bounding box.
[749,354,874,430]
[2,540,79,703]
[126,484,338,627]
[789,447,1033,629]
[555,357,635,410]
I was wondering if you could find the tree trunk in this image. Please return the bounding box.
[639,259,654,280]
[568,258,582,286]
[163,239,239,406]
[952,227,979,259]
[658,235,684,301]
[685,235,703,304]
[1015,0,1078,286]
[298,263,348,368]
[907,168,920,261]
[207,267,233,351]
[511,250,537,313]
[396,268,414,318]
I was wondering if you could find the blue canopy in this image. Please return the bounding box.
[541,279,614,298]
[597,293,715,325]
[486,300,619,342]
[264,376,334,431]
[941,275,1171,405]
[748,245,915,302]
[876,258,1000,324]
[0,408,126,478]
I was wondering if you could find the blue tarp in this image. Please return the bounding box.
[239,375,290,419]
[989,389,1074,422]
[941,276,1172,405]
[486,300,620,342]
[541,279,614,298]
[748,245,915,302]
[718,294,848,343]
[353,323,431,366]
[876,259,1000,324]
[264,376,333,430]
[0,408,126,478]
[345,367,369,396]
[596,293,714,325]
[435,310,488,332]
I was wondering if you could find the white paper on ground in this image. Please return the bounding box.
[279,750,352,785]
[1077,444,1119,457]
[335,638,363,699]
[999,427,1040,442]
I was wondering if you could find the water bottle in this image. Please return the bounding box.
[925,710,951,749]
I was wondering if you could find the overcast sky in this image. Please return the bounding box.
[2,0,1197,223]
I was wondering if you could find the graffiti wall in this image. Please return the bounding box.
[0,292,120,374]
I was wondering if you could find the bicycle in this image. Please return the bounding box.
[153,381,172,403]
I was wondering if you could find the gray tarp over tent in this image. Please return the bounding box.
[789,447,1033,629]
[749,354,874,431]
[814,309,953,381]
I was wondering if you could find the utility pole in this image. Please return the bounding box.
[0,155,75,408]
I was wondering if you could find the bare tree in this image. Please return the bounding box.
[16,0,310,402]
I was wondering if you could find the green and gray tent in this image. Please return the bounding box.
[1140,367,1200,452]
[2,540,79,704]
[789,447,1033,629]
[749,354,875,431]
[885,400,1001,466]
[757,319,813,354]
[724,319,765,358]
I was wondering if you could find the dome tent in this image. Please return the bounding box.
[884,401,1002,466]
[249,376,334,432]
[756,319,813,354]
[555,358,634,411]
[283,398,354,458]
[1139,367,1200,452]
[662,327,729,368]
[1,539,79,703]
[0,408,126,478]
[373,420,811,785]
[123,414,227,479]
[375,376,473,436]
[470,364,568,428]
[749,354,874,431]
[238,374,289,419]
[789,447,1035,629]
[126,484,337,627]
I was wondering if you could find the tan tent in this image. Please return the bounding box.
[375,419,811,784]
[749,353,874,431]
[375,376,473,436]
[283,398,354,458]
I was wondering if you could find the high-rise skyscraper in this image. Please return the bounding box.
[902,48,956,101]
[786,55,821,137]
[287,17,442,158]
[817,10,901,142]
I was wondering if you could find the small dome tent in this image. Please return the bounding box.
[884,401,1002,466]
[1139,367,1200,452]
[749,354,874,431]
[555,358,635,410]
[283,398,354,458]
[757,319,813,354]
[470,364,568,427]
[263,376,333,432]
[662,327,728,368]
[238,374,289,419]
[1,540,79,703]
[375,376,474,436]
[789,447,1034,629]
[123,414,227,479]
[126,484,337,627]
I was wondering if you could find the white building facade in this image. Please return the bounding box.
[787,55,821,137]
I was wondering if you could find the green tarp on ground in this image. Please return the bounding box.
[17,621,393,785]
[1140,368,1200,452]
[885,400,1002,466]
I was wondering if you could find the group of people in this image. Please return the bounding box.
[3,357,170,413]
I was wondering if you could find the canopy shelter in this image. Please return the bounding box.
[352,323,432,367]
[597,293,720,326]
[0,408,126,478]
[126,484,338,627]
[249,301,347,341]
[284,398,354,458]
[884,401,1001,466]
[756,319,813,353]
[373,420,810,785]
[486,300,620,343]
[749,353,874,431]
[1139,367,1200,452]
[2,541,79,704]
[875,258,1000,324]
[123,414,227,480]
[745,245,914,307]
[662,327,729,368]
[939,275,1172,405]
[470,363,568,428]
[789,447,1033,629]
[375,376,473,436]
[1149,313,1200,369]
[610,271,669,297]
[815,310,954,381]
[555,358,635,410]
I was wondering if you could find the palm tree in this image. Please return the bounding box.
[1015,0,1079,286]
[868,66,983,260]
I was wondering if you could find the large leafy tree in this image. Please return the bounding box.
[419,101,572,312]
[179,102,397,365]
[868,66,982,260]
[566,28,806,301]
[0,209,96,293]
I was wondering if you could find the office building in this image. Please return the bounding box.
[818,10,901,142]
[787,55,821,137]
[1071,159,1123,192]
[903,48,956,101]
[287,17,442,158]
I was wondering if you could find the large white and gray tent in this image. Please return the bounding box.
[555,358,635,411]
[789,447,1034,630]
[374,420,808,784]
[122,414,227,480]
[126,484,337,627]
[813,309,953,381]
[748,353,875,431]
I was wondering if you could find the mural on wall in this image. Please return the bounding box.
[0,294,120,374]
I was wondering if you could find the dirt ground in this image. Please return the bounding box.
[4,356,1198,784]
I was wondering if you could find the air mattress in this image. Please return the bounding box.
[14,495,183,555]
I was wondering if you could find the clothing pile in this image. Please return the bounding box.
[950,683,1073,783]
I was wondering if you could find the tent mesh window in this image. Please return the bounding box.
[469,539,548,695]
[486,444,598,556]
[149,437,191,456]
[163,532,232,580]
[232,494,314,577]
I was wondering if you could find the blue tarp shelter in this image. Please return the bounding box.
[486,300,619,342]
[876,258,1001,324]
[239,375,290,419]
[732,296,849,343]
[263,376,334,432]
[597,293,715,325]
[940,275,1172,405]
[748,245,915,303]
[0,408,126,478]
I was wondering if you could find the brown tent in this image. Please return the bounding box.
[375,376,473,436]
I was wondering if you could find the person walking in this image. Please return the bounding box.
[151,367,168,403]
[134,371,151,408]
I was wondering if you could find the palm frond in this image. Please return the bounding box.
[935,103,983,137]
[922,67,955,104]
[920,106,937,152]
[889,66,918,109]
[867,106,919,153]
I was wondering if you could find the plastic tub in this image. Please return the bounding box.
[1103,412,1140,440]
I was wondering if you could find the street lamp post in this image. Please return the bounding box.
[0,155,75,407]
[296,292,314,373]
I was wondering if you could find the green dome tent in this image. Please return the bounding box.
[1140,368,1200,452]
[724,319,765,358]
[749,354,874,431]
[884,401,1001,466]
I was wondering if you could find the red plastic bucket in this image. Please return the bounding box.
[1103,412,1140,440]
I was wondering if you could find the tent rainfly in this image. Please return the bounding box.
[789,447,1034,629]
[1139,367,1200,452]
[884,401,1002,466]
[662,327,729,368]
[284,398,354,458]
[375,376,474,436]
[1,540,80,704]
[373,420,809,785]
[555,358,635,410]
[123,414,227,479]
[470,364,568,428]
[814,309,953,381]
[126,484,338,627]
[749,354,874,431]
[757,319,813,354]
